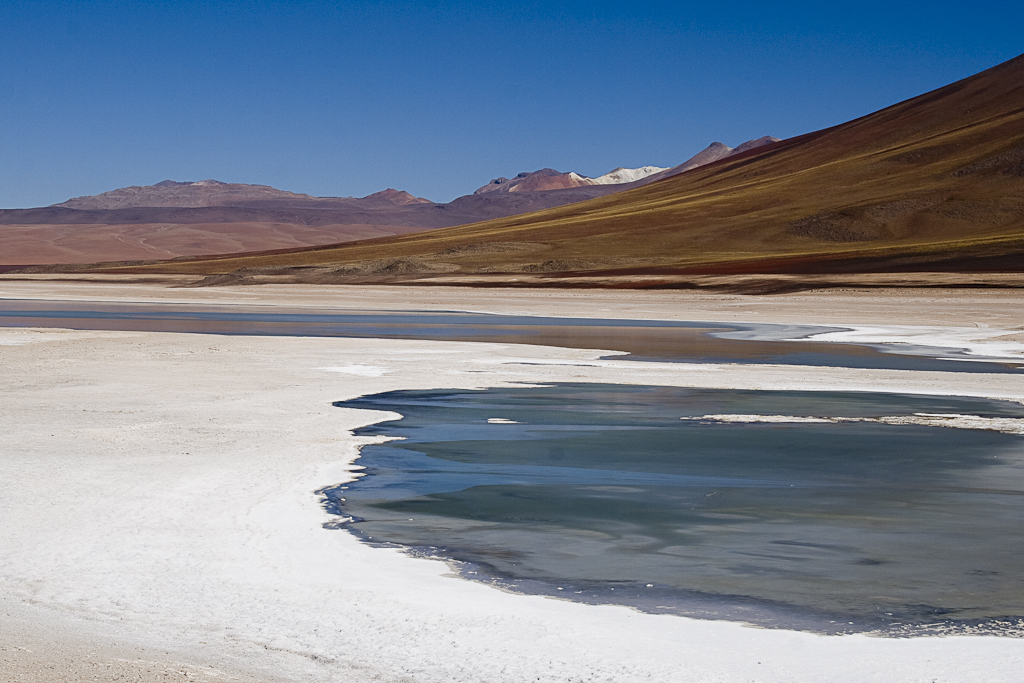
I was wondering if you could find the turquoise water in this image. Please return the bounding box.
[324,384,1024,632]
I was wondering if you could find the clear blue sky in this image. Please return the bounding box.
[1,0,1021,207]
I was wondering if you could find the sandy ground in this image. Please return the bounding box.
[3,278,1024,682]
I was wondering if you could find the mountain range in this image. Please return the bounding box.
[473,166,668,194]
[53,181,433,210]
[0,137,776,265]
[71,53,1023,285]
[472,138,780,195]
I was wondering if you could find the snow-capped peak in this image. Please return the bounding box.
[587,166,669,185]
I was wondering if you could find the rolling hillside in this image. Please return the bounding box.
[28,54,1024,284]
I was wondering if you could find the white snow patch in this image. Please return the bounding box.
[588,166,668,184]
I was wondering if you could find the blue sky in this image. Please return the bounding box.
[0,0,1021,207]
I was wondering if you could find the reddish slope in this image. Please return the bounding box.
[0,180,621,265]
[75,53,1023,283]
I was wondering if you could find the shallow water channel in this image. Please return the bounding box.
[0,298,1021,372]
[325,384,1024,633]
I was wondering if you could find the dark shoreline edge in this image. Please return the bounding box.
[317,481,1024,638]
[315,381,1024,639]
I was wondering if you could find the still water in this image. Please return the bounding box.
[325,384,1024,633]
[0,298,1020,372]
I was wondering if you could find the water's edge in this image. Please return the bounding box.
[318,481,1024,638]
[317,384,1024,638]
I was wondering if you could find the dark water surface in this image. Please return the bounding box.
[0,298,1020,372]
[324,384,1024,633]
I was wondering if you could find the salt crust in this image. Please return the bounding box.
[3,284,1024,682]
[682,413,1024,434]
[796,325,1024,362]
[317,364,391,377]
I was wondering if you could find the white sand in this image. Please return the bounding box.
[3,280,1024,682]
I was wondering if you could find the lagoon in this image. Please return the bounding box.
[326,383,1024,632]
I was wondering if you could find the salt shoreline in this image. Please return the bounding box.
[3,280,1024,682]
[4,276,1024,367]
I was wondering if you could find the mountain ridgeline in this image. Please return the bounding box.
[472,138,780,194]
[77,53,1024,285]
[0,139,775,266]
[8,53,1024,284]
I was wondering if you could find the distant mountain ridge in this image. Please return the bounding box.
[51,138,780,211]
[55,179,431,210]
[473,138,779,194]
[473,165,669,194]
[3,134,779,265]
[76,52,1024,283]
[642,136,782,183]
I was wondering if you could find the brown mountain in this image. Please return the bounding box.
[363,188,433,206]
[0,158,689,265]
[473,169,594,194]
[1,136,775,266]
[472,164,676,194]
[55,180,435,210]
[55,179,322,210]
[642,137,782,184]
[81,53,1024,285]
[0,181,433,264]
[475,138,780,197]
[0,179,626,265]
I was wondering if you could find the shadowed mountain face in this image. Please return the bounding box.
[83,53,1022,284]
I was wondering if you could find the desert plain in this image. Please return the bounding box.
[1,276,1023,682]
